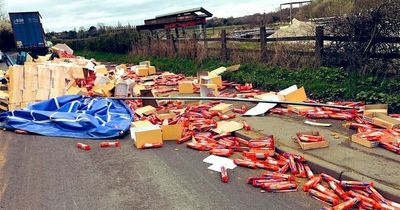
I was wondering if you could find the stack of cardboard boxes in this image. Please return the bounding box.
[7,62,85,110]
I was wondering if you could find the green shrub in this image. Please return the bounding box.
[52,31,140,54]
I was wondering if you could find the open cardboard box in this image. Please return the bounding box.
[364,112,400,129]
[363,104,388,116]
[200,84,218,97]
[296,131,329,150]
[351,132,380,148]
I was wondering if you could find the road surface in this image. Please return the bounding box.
[0,130,321,210]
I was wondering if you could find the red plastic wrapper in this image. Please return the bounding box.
[142,143,163,149]
[233,159,257,169]
[309,189,340,206]
[302,176,322,192]
[209,149,234,157]
[186,142,206,151]
[264,182,298,193]
[331,197,360,210]
[100,141,120,148]
[77,143,91,151]
[220,166,229,183]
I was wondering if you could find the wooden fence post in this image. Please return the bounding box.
[192,32,197,59]
[221,29,228,62]
[168,33,177,54]
[260,26,267,61]
[202,24,208,58]
[156,33,160,56]
[147,33,152,56]
[315,26,324,66]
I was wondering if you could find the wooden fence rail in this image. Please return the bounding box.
[144,26,400,65]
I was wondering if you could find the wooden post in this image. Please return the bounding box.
[202,24,208,57]
[221,29,228,62]
[175,27,180,38]
[156,33,160,56]
[169,34,177,54]
[147,31,152,56]
[260,26,267,61]
[192,32,197,59]
[315,26,324,66]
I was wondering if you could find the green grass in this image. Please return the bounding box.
[76,50,400,113]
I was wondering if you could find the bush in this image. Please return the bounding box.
[52,31,140,54]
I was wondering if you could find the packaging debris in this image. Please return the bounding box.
[295,131,329,150]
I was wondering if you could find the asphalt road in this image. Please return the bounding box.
[0,130,322,210]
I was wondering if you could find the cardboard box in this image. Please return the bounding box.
[197,71,209,83]
[210,103,233,114]
[37,65,51,89]
[210,67,227,75]
[36,89,50,100]
[8,65,24,91]
[254,92,277,100]
[24,63,38,91]
[134,66,149,77]
[285,87,307,102]
[200,75,222,87]
[178,81,194,94]
[135,105,156,116]
[130,125,162,149]
[66,85,82,95]
[156,112,176,121]
[296,131,329,150]
[363,104,388,116]
[351,133,380,148]
[200,84,218,97]
[161,123,183,141]
[288,105,315,114]
[364,112,400,129]
[22,90,36,103]
[133,84,146,96]
[131,120,154,127]
[115,82,129,97]
[148,66,156,75]
[95,65,108,75]
[70,66,85,79]
[8,90,23,104]
[213,121,243,134]
[140,61,151,66]
[277,85,307,102]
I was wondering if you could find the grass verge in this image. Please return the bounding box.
[76,50,400,113]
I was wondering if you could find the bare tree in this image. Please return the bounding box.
[325,0,400,75]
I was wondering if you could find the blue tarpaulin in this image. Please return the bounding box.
[0,95,133,139]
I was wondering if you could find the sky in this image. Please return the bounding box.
[3,0,303,32]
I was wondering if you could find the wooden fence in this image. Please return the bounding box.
[143,26,400,65]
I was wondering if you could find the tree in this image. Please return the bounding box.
[325,0,400,75]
